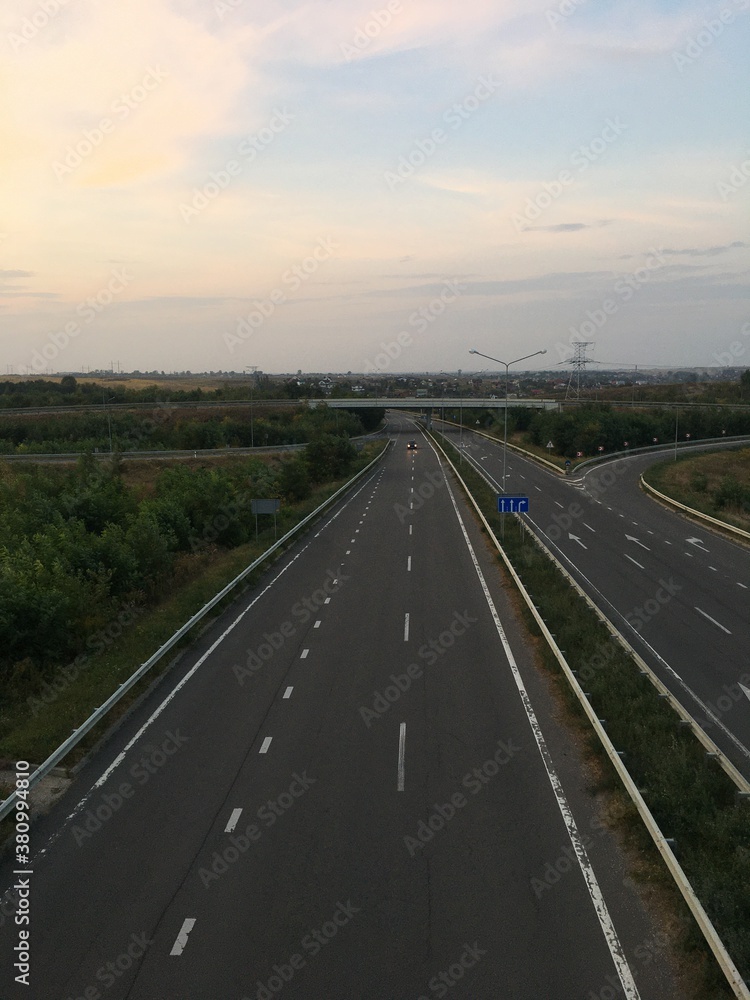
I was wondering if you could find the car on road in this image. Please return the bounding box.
[407,440,417,450]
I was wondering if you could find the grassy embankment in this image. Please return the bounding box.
[643,448,750,535]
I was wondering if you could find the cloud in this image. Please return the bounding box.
[619,242,750,260]
[524,221,613,233]
[4,0,255,189]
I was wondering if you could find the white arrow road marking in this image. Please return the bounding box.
[569,533,587,549]
[695,607,731,634]
[398,723,406,792]
[171,919,196,956]
[625,534,651,551]
[624,554,645,570]
[686,537,709,551]
[225,809,242,833]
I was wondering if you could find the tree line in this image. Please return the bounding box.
[0,435,357,698]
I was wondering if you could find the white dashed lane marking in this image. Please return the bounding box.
[170,919,196,957]
[225,809,242,833]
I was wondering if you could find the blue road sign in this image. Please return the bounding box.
[497,495,529,513]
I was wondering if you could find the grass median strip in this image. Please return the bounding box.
[436,432,750,996]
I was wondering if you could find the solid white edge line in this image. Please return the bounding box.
[170,918,196,956]
[63,469,379,823]
[398,722,406,792]
[434,450,640,1000]
[225,808,242,833]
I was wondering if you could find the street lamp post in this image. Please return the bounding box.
[468,348,547,495]
[102,392,115,454]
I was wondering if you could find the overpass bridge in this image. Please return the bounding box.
[308,396,559,427]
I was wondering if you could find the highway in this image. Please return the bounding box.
[0,419,681,999]
[437,419,750,784]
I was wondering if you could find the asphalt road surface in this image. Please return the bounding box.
[0,419,682,999]
[438,419,750,784]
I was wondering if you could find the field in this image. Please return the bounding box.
[644,448,750,534]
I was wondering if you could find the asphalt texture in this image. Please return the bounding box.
[438,422,750,783]
[0,419,684,1000]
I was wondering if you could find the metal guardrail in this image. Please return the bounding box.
[571,434,750,474]
[435,418,750,476]
[0,441,390,825]
[641,475,750,543]
[431,430,750,999]
[0,428,389,464]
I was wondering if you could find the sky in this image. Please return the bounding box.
[1,0,749,376]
